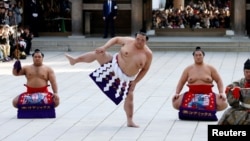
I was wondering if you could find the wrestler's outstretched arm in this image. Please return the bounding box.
[96,36,130,52]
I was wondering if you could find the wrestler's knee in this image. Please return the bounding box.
[172,95,182,110]
[12,96,19,108]
[53,96,60,107]
[54,102,59,107]
[216,95,228,111]
[96,52,112,64]
[95,51,106,58]
[216,101,228,111]
[126,92,134,101]
[172,101,180,110]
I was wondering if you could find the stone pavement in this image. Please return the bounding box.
[0,49,249,141]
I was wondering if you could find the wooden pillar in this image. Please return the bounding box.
[233,0,246,37]
[131,0,143,35]
[144,0,152,31]
[69,0,83,37]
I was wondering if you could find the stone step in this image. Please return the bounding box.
[32,36,250,52]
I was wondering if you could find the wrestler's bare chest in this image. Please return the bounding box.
[26,66,48,80]
[120,46,146,66]
[119,47,147,76]
[187,66,213,84]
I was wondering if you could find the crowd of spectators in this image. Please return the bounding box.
[0,0,72,62]
[152,0,231,29]
[0,0,32,62]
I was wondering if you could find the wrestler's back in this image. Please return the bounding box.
[118,43,147,77]
[25,65,49,88]
[187,65,213,84]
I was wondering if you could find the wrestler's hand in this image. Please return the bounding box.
[172,94,180,101]
[13,60,22,73]
[218,93,227,101]
[95,46,105,54]
[53,93,59,99]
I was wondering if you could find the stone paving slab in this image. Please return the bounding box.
[0,50,249,141]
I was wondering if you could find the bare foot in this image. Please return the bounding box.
[65,53,76,65]
[127,121,139,128]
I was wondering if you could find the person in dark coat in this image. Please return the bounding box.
[102,0,118,38]
[25,0,42,37]
[21,26,33,55]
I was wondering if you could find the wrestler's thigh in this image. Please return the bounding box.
[96,52,113,64]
